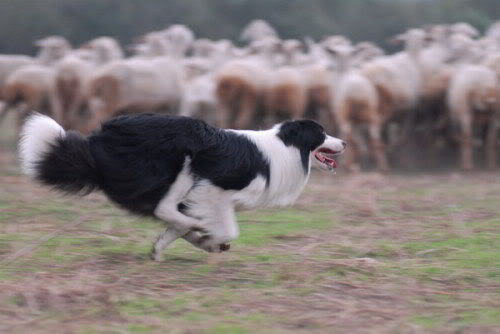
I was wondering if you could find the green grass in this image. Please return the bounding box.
[236,209,332,246]
[1,144,499,333]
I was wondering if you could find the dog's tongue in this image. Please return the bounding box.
[324,156,337,169]
[315,151,338,169]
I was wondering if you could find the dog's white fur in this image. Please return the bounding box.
[152,126,345,259]
[19,113,65,177]
[19,114,345,260]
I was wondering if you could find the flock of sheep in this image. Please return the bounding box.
[1,20,500,172]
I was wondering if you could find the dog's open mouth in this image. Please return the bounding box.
[314,148,339,171]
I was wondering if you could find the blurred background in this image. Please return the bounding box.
[1,2,500,333]
[1,0,499,173]
[1,0,499,54]
[1,0,500,171]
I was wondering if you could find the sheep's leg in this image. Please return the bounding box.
[85,102,112,134]
[262,93,276,128]
[340,123,359,172]
[0,103,12,126]
[216,103,232,129]
[318,106,335,133]
[485,118,498,170]
[234,90,257,129]
[262,114,274,128]
[290,95,307,120]
[48,90,64,126]
[369,122,389,172]
[458,114,473,171]
[15,104,31,130]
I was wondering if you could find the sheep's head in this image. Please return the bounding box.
[241,19,278,42]
[320,35,352,50]
[354,42,385,62]
[35,36,71,62]
[248,36,281,55]
[85,37,124,63]
[192,39,216,58]
[451,23,479,39]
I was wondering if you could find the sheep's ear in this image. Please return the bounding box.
[352,47,365,57]
[304,37,315,49]
[388,34,405,45]
[274,41,285,52]
[126,44,138,52]
[324,46,339,57]
[135,35,146,43]
[34,39,46,47]
[80,43,92,49]
[296,42,306,52]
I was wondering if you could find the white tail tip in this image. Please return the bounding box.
[19,113,65,177]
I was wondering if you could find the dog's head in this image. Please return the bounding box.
[276,120,346,172]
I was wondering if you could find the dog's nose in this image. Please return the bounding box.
[342,141,347,149]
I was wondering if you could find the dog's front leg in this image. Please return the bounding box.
[150,228,220,261]
[184,192,239,252]
[151,195,239,260]
[151,228,179,261]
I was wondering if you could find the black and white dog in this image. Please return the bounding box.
[20,113,345,260]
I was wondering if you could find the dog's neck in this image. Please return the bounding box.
[231,128,310,208]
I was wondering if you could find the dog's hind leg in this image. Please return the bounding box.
[154,158,206,235]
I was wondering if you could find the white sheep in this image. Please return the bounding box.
[447,65,499,170]
[486,21,500,42]
[263,40,309,125]
[179,73,217,125]
[215,36,278,129]
[360,29,424,126]
[0,36,72,125]
[85,56,184,133]
[327,45,382,171]
[0,36,70,102]
[1,65,58,127]
[35,36,72,66]
[52,38,124,130]
[241,20,278,43]
[0,55,33,101]
[160,24,195,58]
[84,36,124,63]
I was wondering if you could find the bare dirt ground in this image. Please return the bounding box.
[1,121,499,333]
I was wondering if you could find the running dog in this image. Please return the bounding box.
[19,113,346,260]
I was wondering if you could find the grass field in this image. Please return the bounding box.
[1,119,499,333]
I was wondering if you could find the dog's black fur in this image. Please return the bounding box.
[36,113,327,217]
[277,120,327,172]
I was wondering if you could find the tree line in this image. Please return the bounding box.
[0,0,498,55]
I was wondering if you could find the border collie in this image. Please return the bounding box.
[19,113,345,260]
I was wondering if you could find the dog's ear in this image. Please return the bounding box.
[277,120,325,152]
[277,121,299,146]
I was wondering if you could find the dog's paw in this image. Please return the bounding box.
[184,228,231,253]
[150,247,162,262]
[190,226,212,244]
[202,241,231,253]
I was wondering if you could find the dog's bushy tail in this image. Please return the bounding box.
[19,113,98,194]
